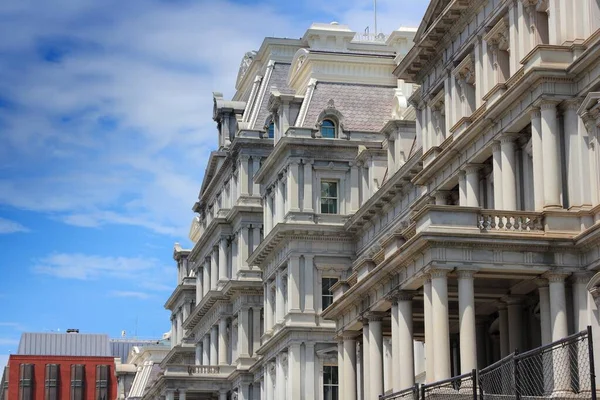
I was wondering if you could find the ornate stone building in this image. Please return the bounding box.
[146,1,600,399]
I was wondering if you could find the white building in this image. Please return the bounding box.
[146,1,600,399]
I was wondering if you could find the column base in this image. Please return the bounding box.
[236,356,255,369]
[285,311,316,326]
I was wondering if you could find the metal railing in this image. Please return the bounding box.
[381,327,597,400]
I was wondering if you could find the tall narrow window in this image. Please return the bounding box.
[19,364,34,400]
[321,277,338,309]
[71,365,84,400]
[320,180,338,214]
[323,365,339,400]
[45,364,59,400]
[268,122,275,139]
[320,119,336,138]
[95,365,109,400]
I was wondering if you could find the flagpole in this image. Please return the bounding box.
[374,0,378,35]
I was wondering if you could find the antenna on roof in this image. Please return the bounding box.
[373,0,378,35]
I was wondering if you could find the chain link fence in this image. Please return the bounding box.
[380,327,597,400]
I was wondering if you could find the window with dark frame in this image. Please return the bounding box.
[320,119,336,138]
[321,277,338,310]
[71,364,85,400]
[323,365,339,400]
[45,364,59,400]
[320,180,338,214]
[95,365,109,400]
[19,364,34,400]
[268,122,275,138]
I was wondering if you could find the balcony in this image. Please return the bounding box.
[163,364,236,378]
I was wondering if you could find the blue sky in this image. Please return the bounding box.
[0,0,428,366]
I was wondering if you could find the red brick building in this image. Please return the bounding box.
[4,332,117,400]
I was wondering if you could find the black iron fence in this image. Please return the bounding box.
[381,326,597,400]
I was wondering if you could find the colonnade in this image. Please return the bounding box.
[338,269,583,400]
[194,307,262,366]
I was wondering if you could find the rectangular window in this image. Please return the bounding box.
[323,365,339,400]
[320,180,338,214]
[71,365,85,400]
[19,364,34,400]
[95,365,109,400]
[321,277,338,310]
[45,364,59,400]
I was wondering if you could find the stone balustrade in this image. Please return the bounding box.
[164,364,236,377]
[478,210,545,232]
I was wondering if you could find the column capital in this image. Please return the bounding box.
[341,331,360,340]
[463,163,485,174]
[456,268,479,279]
[491,140,502,152]
[428,267,452,279]
[561,98,584,111]
[543,270,571,282]
[387,289,416,303]
[529,106,541,119]
[501,296,524,306]
[496,302,507,311]
[500,133,519,143]
[364,312,387,322]
[534,278,549,288]
[538,99,559,110]
[570,272,594,284]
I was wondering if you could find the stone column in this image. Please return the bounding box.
[492,141,503,209]
[240,155,250,197]
[178,390,186,400]
[573,273,592,332]
[252,156,261,196]
[500,135,518,211]
[368,314,384,399]
[219,391,227,400]
[458,171,467,206]
[458,269,477,373]
[276,177,285,223]
[202,334,210,365]
[305,343,316,400]
[337,339,345,400]
[176,310,183,346]
[548,273,569,341]
[506,299,522,352]
[265,282,274,333]
[498,304,509,357]
[343,334,357,400]
[238,307,250,359]
[350,162,360,213]
[266,364,274,400]
[397,293,415,390]
[218,318,228,365]
[362,320,370,398]
[563,100,582,208]
[465,165,481,207]
[303,161,313,212]
[287,161,300,212]
[304,255,315,313]
[219,237,228,281]
[252,224,261,253]
[195,341,202,365]
[536,280,552,345]
[165,389,175,400]
[530,107,544,210]
[252,306,261,356]
[239,225,249,272]
[540,101,562,209]
[170,316,177,348]
[210,247,218,290]
[203,258,210,295]
[196,267,203,304]
[265,191,273,233]
[210,325,218,365]
[275,269,285,325]
[431,269,451,381]
[287,256,300,312]
[424,277,435,383]
[288,343,301,399]
[276,354,286,400]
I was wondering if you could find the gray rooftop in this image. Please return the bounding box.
[17,333,112,357]
[302,82,395,132]
[252,63,292,130]
[110,339,162,363]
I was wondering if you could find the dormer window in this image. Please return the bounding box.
[268,122,275,138]
[320,119,336,138]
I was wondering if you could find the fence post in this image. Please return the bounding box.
[514,350,521,400]
[588,326,597,400]
[471,369,477,400]
[413,383,419,400]
[420,383,425,400]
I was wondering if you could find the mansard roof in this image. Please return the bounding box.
[251,63,293,130]
[301,82,396,132]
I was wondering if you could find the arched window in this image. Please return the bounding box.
[267,122,275,138]
[320,119,336,138]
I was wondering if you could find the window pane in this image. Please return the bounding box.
[321,119,336,138]
[268,123,274,138]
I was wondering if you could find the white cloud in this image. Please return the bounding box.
[0,217,28,234]
[0,322,26,331]
[0,338,19,346]
[32,253,174,294]
[109,291,151,300]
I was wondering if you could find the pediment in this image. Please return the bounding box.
[414,0,451,43]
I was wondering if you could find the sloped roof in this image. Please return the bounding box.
[302,82,395,132]
[17,333,112,357]
[251,63,292,130]
[110,340,160,363]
